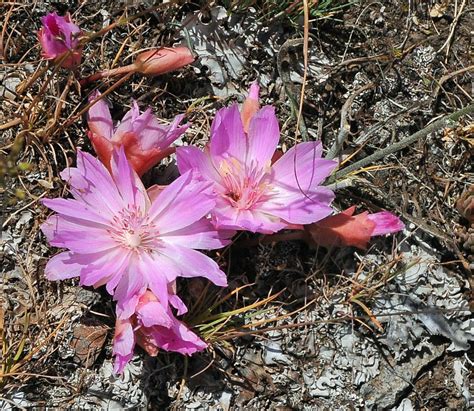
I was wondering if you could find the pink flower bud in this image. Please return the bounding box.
[305,206,404,249]
[134,47,195,76]
[37,12,82,69]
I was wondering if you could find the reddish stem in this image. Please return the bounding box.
[80,63,137,86]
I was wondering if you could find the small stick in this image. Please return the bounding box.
[50,72,134,139]
[432,65,474,107]
[437,0,467,63]
[0,117,21,130]
[326,82,375,160]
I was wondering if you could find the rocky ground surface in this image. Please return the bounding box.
[1,1,473,409]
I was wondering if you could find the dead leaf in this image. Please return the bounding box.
[430,3,448,18]
[70,323,108,368]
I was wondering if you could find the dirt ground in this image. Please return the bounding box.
[1,0,473,409]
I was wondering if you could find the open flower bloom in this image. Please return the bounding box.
[304,206,404,249]
[113,290,206,374]
[41,148,229,319]
[177,104,337,233]
[38,12,82,69]
[87,91,188,176]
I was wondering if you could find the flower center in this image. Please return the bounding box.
[123,230,142,248]
[218,158,270,210]
[109,206,158,252]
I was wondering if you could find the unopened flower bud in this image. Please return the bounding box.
[134,47,195,76]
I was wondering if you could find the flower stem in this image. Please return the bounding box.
[79,64,136,86]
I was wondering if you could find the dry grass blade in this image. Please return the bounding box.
[195,289,284,340]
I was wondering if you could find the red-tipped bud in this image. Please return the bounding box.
[305,206,404,249]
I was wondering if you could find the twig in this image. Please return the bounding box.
[0,117,21,130]
[277,38,309,141]
[432,65,474,107]
[326,103,474,183]
[50,72,134,139]
[437,0,467,63]
[294,0,310,143]
[0,4,14,61]
[326,82,375,160]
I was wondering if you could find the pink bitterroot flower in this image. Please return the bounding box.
[177,99,337,234]
[37,12,83,69]
[87,91,189,176]
[113,289,206,374]
[41,148,230,319]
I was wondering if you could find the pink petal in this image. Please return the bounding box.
[145,252,182,285]
[134,112,188,151]
[38,13,82,68]
[367,211,404,236]
[114,265,147,320]
[247,106,280,167]
[259,186,335,225]
[50,13,81,49]
[169,294,188,315]
[44,251,83,280]
[137,253,171,310]
[159,243,227,287]
[110,147,149,212]
[42,198,111,226]
[38,28,68,58]
[59,166,117,218]
[137,300,173,328]
[212,201,287,234]
[87,91,113,140]
[41,214,117,254]
[159,218,231,250]
[79,249,131,290]
[272,142,337,189]
[210,105,248,162]
[113,101,139,141]
[176,146,222,183]
[113,319,135,374]
[148,171,215,233]
[113,350,134,375]
[130,106,155,138]
[150,318,207,355]
[154,113,189,149]
[241,81,260,133]
[74,150,124,214]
